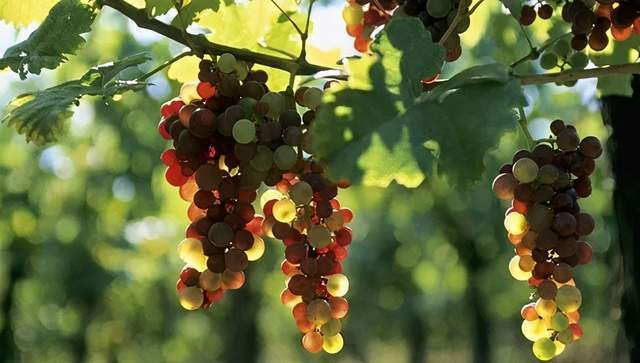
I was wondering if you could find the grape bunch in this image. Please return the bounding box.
[263,165,353,353]
[538,37,589,87]
[520,0,640,52]
[341,0,470,61]
[157,53,353,353]
[492,120,602,361]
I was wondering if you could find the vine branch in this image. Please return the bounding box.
[98,0,335,75]
[137,50,194,81]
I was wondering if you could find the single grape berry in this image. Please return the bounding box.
[537,4,553,20]
[539,52,558,70]
[520,5,537,26]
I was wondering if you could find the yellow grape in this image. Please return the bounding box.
[320,318,342,336]
[306,298,332,326]
[504,212,528,235]
[179,286,203,310]
[273,198,297,223]
[342,4,364,25]
[245,234,265,261]
[508,256,532,281]
[532,338,556,361]
[199,269,222,291]
[326,274,349,297]
[518,254,535,272]
[521,319,549,341]
[322,333,344,354]
[513,157,539,183]
[177,238,207,271]
[302,331,323,353]
[308,225,332,248]
[535,298,557,318]
[555,285,582,313]
[554,340,566,356]
[521,303,539,321]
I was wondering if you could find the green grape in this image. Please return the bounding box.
[550,312,570,331]
[234,61,249,80]
[568,52,589,69]
[260,92,285,119]
[513,157,539,183]
[250,145,274,172]
[320,318,342,336]
[562,80,578,87]
[533,338,556,361]
[556,328,574,344]
[326,273,349,297]
[217,53,237,74]
[342,4,363,25]
[325,212,344,231]
[306,298,332,325]
[308,225,332,248]
[273,145,297,171]
[322,333,344,354]
[179,286,203,310]
[238,97,257,115]
[555,285,582,312]
[302,87,323,109]
[426,0,452,18]
[273,198,297,223]
[535,298,557,318]
[288,181,313,205]
[199,269,222,291]
[539,52,558,70]
[504,212,528,235]
[537,164,560,184]
[232,119,256,144]
[553,38,571,58]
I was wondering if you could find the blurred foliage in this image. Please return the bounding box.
[0,1,626,363]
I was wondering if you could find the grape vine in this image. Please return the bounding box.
[158,54,352,354]
[493,121,602,360]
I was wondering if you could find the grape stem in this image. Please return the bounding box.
[137,50,195,81]
[269,0,304,36]
[510,32,572,69]
[98,0,336,76]
[438,0,486,47]
[517,106,535,147]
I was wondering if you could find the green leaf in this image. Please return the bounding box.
[2,54,151,145]
[145,0,174,16]
[424,63,511,103]
[500,0,522,19]
[312,18,526,188]
[172,0,221,27]
[0,0,96,80]
[0,0,59,27]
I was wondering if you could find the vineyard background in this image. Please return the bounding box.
[0,0,630,362]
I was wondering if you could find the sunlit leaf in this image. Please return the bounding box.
[167,54,201,82]
[0,0,96,79]
[0,0,59,27]
[2,54,151,145]
[312,18,527,188]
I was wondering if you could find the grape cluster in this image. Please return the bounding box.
[538,37,589,87]
[492,120,602,361]
[263,166,353,353]
[341,0,469,61]
[521,0,640,52]
[157,53,353,353]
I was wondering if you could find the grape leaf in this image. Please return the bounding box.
[500,0,522,19]
[0,0,58,27]
[2,54,150,145]
[0,0,96,80]
[145,0,174,16]
[172,0,221,27]
[312,18,527,188]
[425,63,511,103]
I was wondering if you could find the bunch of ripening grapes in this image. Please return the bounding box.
[492,120,602,361]
[156,53,354,354]
[520,0,640,51]
[342,0,470,61]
